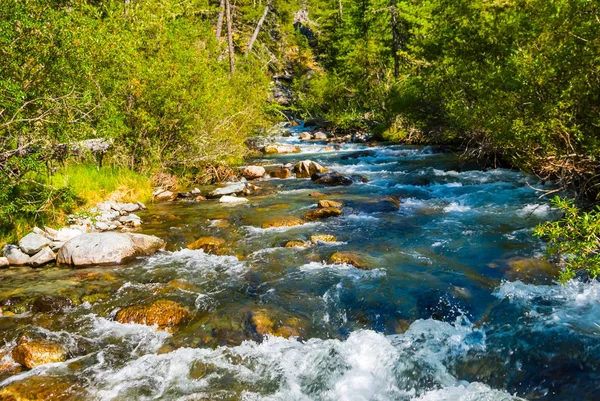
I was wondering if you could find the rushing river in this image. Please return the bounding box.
[1,124,599,400]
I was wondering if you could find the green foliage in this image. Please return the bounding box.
[535,197,600,282]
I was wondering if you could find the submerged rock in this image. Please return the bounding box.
[318,199,343,208]
[285,240,310,248]
[269,167,292,179]
[293,160,327,178]
[305,207,342,221]
[208,183,246,198]
[187,237,226,253]
[56,233,165,266]
[29,247,56,267]
[12,338,67,369]
[0,375,85,401]
[242,166,266,180]
[311,172,353,186]
[31,295,74,314]
[115,299,190,330]
[310,234,338,243]
[262,216,305,229]
[19,233,51,255]
[330,251,374,270]
[340,150,376,160]
[262,144,301,154]
[3,245,30,266]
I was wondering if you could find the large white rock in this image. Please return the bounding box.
[18,233,51,255]
[56,232,165,267]
[242,166,266,180]
[53,228,84,243]
[262,144,302,154]
[29,247,56,267]
[208,183,246,198]
[3,245,30,266]
[0,257,9,268]
[120,203,141,213]
[219,196,249,204]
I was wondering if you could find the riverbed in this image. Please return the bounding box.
[1,124,598,400]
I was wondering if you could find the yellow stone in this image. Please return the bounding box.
[12,338,67,369]
[262,216,304,229]
[115,299,190,330]
[318,200,343,208]
[305,207,342,221]
[187,237,226,253]
[310,234,337,243]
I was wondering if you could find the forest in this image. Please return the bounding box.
[1,0,599,276]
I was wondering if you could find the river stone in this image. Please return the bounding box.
[53,228,84,243]
[121,203,141,213]
[242,166,266,180]
[0,375,86,401]
[12,338,67,368]
[299,132,313,140]
[18,233,51,255]
[262,216,305,229]
[119,214,141,223]
[208,183,246,198]
[155,190,176,202]
[269,167,292,179]
[340,150,376,160]
[115,299,190,330]
[219,195,249,204]
[56,232,165,266]
[318,200,343,208]
[294,160,327,178]
[310,234,337,243]
[0,257,8,268]
[330,251,374,270]
[95,222,110,231]
[313,131,328,140]
[305,207,342,221]
[29,247,56,267]
[31,295,73,313]
[285,240,310,248]
[311,172,353,186]
[188,237,226,253]
[262,144,302,154]
[3,245,30,266]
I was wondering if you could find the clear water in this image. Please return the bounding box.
[1,125,598,400]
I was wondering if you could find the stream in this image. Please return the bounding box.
[1,124,599,400]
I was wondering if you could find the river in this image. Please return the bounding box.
[0,124,599,400]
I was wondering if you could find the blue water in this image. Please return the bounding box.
[0,124,598,400]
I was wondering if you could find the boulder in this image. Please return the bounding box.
[242,166,265,180]
[18,233,51,255]
[219,195,249,204]
[318,200,343,208]
[31,295,73,313]
[3,245,30,266]
[29,247,56,267]
[313,131,328,140]
[310,234,337,243]
[311,172,353,186]
[49,241,65,252]
[12,338,67,368]
[0,375,86,401]
[299,132,313,140]
[94,222,111,231]
[121,203,141,213]
[262,216,305,229]
[0,257,8,267]
[53,228,84,243]
[115,299,190,330]
[119,214,141,224]
[293,160,327,178]
[269,167,292,179]
[329,251,374,270]
[305,207,342,221]
[208,183,246,198]
[187,237,226,253]
[56,232,165,266]
[262,144,301,154]
[340,150,376,160]
[154,190,176,202]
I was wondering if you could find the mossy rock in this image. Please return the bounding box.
[261,216,304,229]
[12,338,67,369]
[0,375,86,401]
[305,207,342,221]
[187,237,226,253]
[115,299,191,331]
[330,251,375,270]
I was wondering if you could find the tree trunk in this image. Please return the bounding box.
[338,0,343,20]
[226,0,235,75]
[390,0,400,79]
[216,0,225,40]
[246,0,271,56]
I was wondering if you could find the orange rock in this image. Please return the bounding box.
[0,375,85,401]
[262,216,304,229]
[251,310,275,335]
[330,251,374,270]
[305,207,342,221]
[115,299,190,330]
[187,237,226,253]
[12,338,67,369]
[317,200,343,208]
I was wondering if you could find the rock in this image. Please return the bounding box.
[154,190,176,202]
[324,146,334,151]
[0,256,8,267]
[0,375,85,401]
[299,132,313,140]
[340,150,376,160]
[18,233,51,255]
[313,131,328,140]
[115,299,190,330]
[95,222,110,231]
[137,201,147,210]
[305,207,342,221]
[57,233,165,266]
[53,228,83,243]
[506,257,558,284]
[12,338,67,368]
[269,167,292,179]
[187,237,226,253]
[308,192,325,197]
[219,195,249,204]
[352,174,370,183]
[310,234,337,243]
[293,160,327,178]
[191,188,202,195]
[49,241,65,252]
[262,144,301,154]
[29,247,56,267]
[285,240,310,248]
[120,203,141,213]
[330,251,374,270]
[119,214,141,224]
[3,245,30,266]
[262,216,305,229]
[32,295,73,313]
[311,172,353,186]
[250,310,275,335]
[177,191,192,199]
[208,182,246,198]
[318,200,343,208]
[195,195,207,201]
